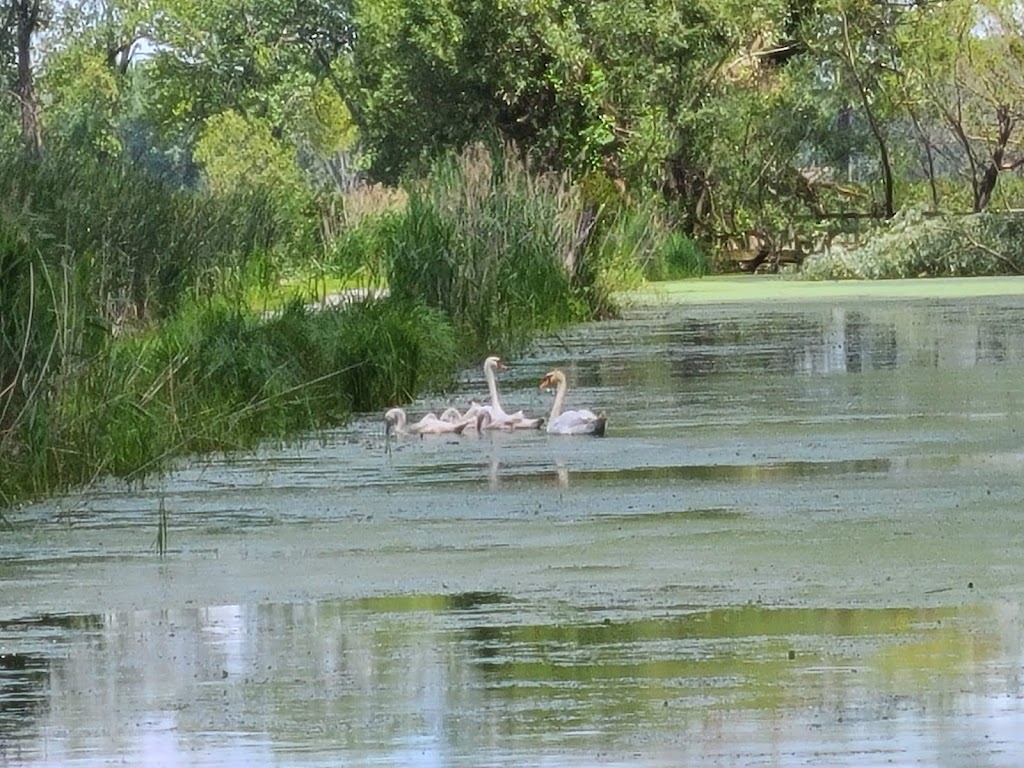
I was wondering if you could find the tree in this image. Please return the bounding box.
[1,0,49,153]
[942,1,1024,211]
[37,1,155,155]
[898,0,1024,213]
[802,0,918,219]
[142,0,352,136]
[342,0,804,219]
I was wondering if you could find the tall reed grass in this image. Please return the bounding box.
[2,296,455,506]
[382,144,586,357]
[1,150,303,507]
[0,151,287,325]
[0,150,461,509]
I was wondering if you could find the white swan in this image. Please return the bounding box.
[439,406,464,423]
[538,369,607,436]
[480,356,543,430]
[439,401,487,430]
[384,407,468,436]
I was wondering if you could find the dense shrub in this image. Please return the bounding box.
[802,207,1024,280]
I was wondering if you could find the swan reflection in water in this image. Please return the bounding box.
[484,457,571,489]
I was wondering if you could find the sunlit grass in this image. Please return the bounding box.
[384,144,585,358]
[244,270,388,314]
[630,274,1024,305]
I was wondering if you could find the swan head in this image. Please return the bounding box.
[383,407,404,436]
[539,370,566,389]
[484,356,508,372]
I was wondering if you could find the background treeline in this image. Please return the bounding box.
[3,0,1024,509]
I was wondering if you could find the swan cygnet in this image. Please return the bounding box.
[538,369,606,436]
[384,407,469,437]
[439,401,489,430]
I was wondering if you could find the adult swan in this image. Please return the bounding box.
[480,356,543,429]
[538,369,607,436]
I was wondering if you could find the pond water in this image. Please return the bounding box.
[4,279,1024,766]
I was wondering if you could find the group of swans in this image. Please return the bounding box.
[384,356,606,438]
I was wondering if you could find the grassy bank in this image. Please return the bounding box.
[2,145,669,513]
[1,298,455,508]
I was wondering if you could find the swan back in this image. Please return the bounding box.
[548,409,606,436]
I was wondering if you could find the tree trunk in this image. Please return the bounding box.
[12,0,42,155]
[975,105,1014,212]
[841,12,894,218]
[905,102,939,210]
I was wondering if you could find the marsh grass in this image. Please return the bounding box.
[649,231,711,280]
[1,145,673,513]
[0,151,285,326]
[383,144,585,357]
[0,144,378,506]
[155,496,169,557]
[1,296,455,506]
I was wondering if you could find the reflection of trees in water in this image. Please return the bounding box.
[646,304,1024,384]
[0,613,103,757]
[463,603,1002,740]
[2,597,1011,763]
[0,651,49,758]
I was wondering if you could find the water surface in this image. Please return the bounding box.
[3,285,1024,766]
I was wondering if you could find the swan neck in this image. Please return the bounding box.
[485,362,503,412]
[549,378,567,422]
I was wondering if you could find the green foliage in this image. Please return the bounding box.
[1,296,455,506]
[38,42,124,156]
[383,144,586,357]
[193,109,321,266]
[647,231,710,281]
[801,207,1024,280]
[321,213,393,288]
[0,149,326,508]
[573,172,702,294]
[344,0,720,184]
[195,111,304,196]
[327,299,456,411]
[579,201,659,313]
[291,80,359,158]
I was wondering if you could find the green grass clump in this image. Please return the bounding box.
[652,231,711,280]
[1,297,455,506]
[383,144,586,357]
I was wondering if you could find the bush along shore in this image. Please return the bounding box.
[1,145,682,514]
[801,207,1024,280]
